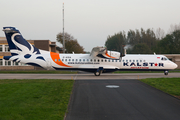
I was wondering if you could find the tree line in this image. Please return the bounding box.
[105,23,180,54]
[56,23,180,54]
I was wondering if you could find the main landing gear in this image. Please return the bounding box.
[164,70,168,75]
[94,67,103,76]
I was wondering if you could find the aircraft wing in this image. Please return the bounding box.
[90,47,120,59]
[90,47,106,57]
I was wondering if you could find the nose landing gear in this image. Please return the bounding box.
[164,70,168,75]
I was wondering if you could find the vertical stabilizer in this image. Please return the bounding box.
[3,27,40,56]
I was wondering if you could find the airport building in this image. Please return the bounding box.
[0,37,180,70]
[0,37,62,70]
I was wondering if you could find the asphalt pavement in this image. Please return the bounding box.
[65,80,180,120]
[0,73,180,79]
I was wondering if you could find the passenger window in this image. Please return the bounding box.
[123,60,124,62]
[98,59,99,62]
[109,59,111,62]
[83,59,85,62]
[79,59,81,62]
[87,59,89,62]
[91,59,92,62]
[62,59,64,61]
[105,60,107,62]
[58,59,60,61]
[126,60,128,62]
[101,59,103,62]
[94,59,96,62]
[140,60,142,62]
[119,60,121,62]
[65,59,67,61]
[136,60,138,62]
[69,59,71,61]
[72,59,74,61]
[133,60,135,62]
[76,59,78,61]
[129,60,131,62]
[112,60,114,62]
[55,59,57,62]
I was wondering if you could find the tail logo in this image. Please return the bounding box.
[11,33,40,55]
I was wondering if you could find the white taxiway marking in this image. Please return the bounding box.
[106,85,119,88]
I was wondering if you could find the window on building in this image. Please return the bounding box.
[0,45,2,52]
[16,62,19,65]
[13,62,19,66]
[5,45,10,52]
[8,61,11,66]
[0,59,2,65]
[5,61,11,66]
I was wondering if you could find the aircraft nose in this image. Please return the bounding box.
[173,63,178,69]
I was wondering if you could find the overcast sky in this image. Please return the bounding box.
[0,0,180,52]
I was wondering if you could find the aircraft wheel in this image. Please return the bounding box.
[94,71,101,76]
[164,70,168,75]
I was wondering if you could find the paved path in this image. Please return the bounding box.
[65,80,180,120]
[0,73,180,80]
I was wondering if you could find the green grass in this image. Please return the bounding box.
[0,79,74,120]
[0,70,77,74]
[140,78,180,97]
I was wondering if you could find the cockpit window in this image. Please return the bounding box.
[161,57,168,61]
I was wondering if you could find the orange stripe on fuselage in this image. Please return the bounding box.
[50,52,71,67]
[105,52,117,59]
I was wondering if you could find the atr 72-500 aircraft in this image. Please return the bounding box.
[3,27,178,76]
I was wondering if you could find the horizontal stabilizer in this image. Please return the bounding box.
[3,56,13,60]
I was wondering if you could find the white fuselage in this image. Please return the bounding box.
[16,52,177,72]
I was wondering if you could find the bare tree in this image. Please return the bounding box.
[168,23,180,34]
[156,28,165,40]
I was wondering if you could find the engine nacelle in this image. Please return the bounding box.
[106,51,121,59]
